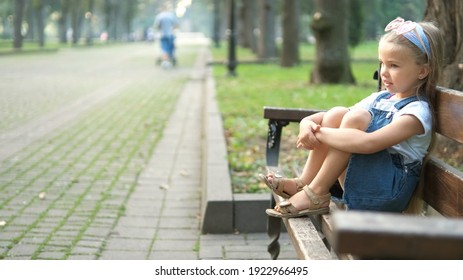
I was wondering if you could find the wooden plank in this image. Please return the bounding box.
[263,107,323,122]
[332,211,463,259]
[312,204,354,260]
[435,87,463,144]
[422,156,463,218]
[272,192,332,259]
[283,217,333,260]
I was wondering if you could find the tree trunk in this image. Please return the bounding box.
[239,0,257,52]
[105,0,118,41]
[13,0,26,49]
[85,0,95,45]
[424,0,463,168]
[310,0,355,84]
[59,0,70,44]
[33,0,45,47]
[281,0,300,67]
[257,0,277,59]
[425,0,463,90]
[212,0,221,48]
[245,0,258,53]
[70,1,83,45]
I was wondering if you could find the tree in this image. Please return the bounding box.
[105,0,118,41]
[31,0,45,47]
[424,0,463,168]
[212,0,221,48]
[424,0,463,90]
[13,0,26,49]
[280,0,300,67]
[84,0,95,45]
[348,0,363,47]
[310,0,355,84]
[70,1,84,45]
[239,0,257,52]
[58,0,71,44]
[257,0,277,59]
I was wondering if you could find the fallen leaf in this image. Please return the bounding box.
[159,184,170,190]
[38,192,46,200]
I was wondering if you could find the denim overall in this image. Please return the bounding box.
[342,92,423,212]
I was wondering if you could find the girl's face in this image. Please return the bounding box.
[378,40,428,97]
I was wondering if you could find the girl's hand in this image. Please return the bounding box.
[296,120,321,150]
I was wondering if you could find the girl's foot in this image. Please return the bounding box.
[258,173,304,198]
[266,186,331,218]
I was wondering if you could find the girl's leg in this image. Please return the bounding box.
[263,107,349,196]
[298,107,349,185]
[285,109,372,211]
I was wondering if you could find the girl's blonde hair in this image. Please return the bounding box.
[381,21,444,215]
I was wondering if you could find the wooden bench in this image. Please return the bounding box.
[263,86,463,259]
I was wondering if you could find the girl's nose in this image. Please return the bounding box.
[380,66,389,77]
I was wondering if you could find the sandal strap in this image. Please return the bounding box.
[279,177,304,192]
[302,186,331,206]
[294,178,304,191]
[267,174,303,193]
[278,200,298,214]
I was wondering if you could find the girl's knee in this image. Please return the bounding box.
[341,109,371,130]
[322,106,349,128]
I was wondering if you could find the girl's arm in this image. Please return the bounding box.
[315,114,424,154]
[298,112,326,150]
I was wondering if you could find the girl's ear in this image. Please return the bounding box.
[418,64,430,80]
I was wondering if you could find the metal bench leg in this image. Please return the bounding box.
[267,195,281,259]
[265,119,288,259]
[266,119,287,166]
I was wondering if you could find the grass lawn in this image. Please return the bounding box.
[212,42,380,194]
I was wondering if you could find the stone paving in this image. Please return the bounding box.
[0,36,296,260]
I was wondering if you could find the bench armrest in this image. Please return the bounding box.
[263,106,324,122]
[332,211,463,259]
[263,106,324,167]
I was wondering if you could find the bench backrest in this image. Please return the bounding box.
[422,87,463,217]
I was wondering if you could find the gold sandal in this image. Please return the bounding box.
[258,173,304,199]
[265,186,331,218]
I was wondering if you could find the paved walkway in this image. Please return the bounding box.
[0,36,296,260]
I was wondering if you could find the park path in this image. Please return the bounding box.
[0,40,202,259]
[0,37,296,260]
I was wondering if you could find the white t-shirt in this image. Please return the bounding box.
[353,92,432,164]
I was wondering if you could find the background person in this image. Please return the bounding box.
[154,4,178,67]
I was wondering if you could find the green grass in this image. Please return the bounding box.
[213,42,379,193]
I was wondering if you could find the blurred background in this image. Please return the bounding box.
[0,0,425,49]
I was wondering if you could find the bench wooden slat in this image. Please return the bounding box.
[423,156,463,218]
[332,211,463,259]
[283,217,333,260]
[272,193,332,259]
[436,87,463,144]
[263,107,323,122]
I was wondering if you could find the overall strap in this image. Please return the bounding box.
[372,91,393,107]
[394,95,422,110]
[375,91,393,102]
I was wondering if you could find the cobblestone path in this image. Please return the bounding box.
[0,42,199,259]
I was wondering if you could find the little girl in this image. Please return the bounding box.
[260,17,444,217]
